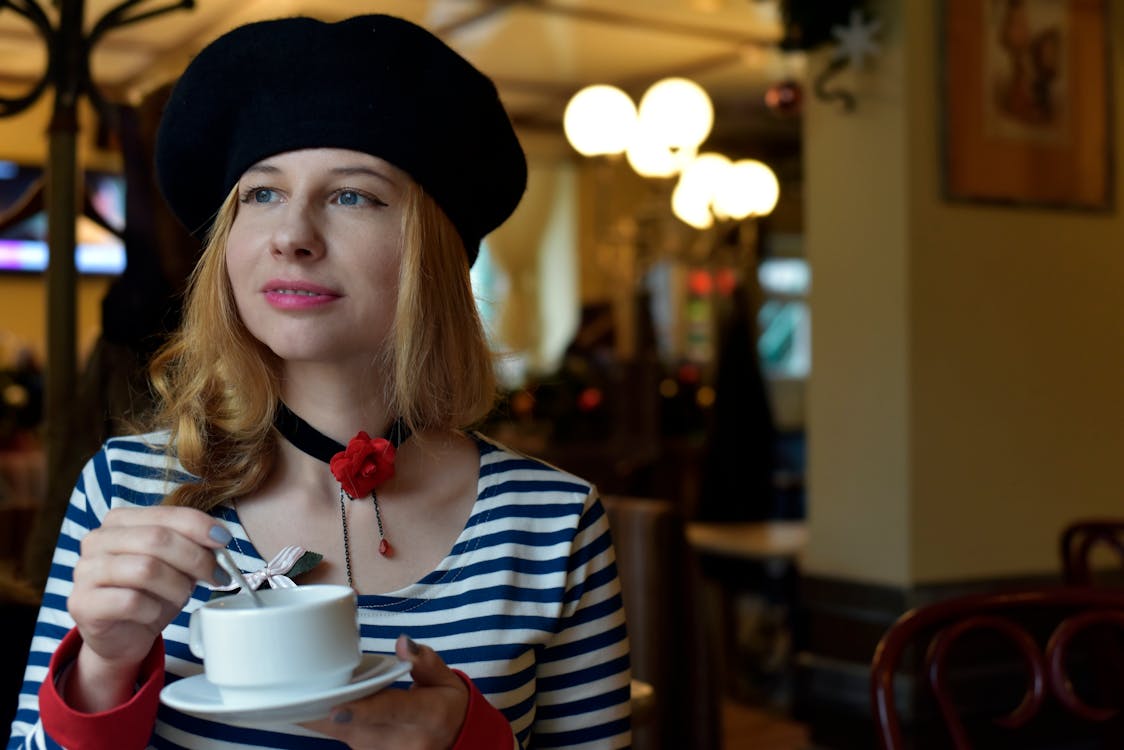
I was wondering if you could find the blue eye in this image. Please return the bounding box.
[338,190,364,206]
[238,186,279,205]
[334,189,387,208]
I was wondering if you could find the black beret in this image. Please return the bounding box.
[154,14,527,265]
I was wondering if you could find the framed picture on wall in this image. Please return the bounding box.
[940,0,1113,210]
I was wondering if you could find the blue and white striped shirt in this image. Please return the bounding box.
[7,432,632,749]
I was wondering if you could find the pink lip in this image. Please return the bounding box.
[261,279,342,309]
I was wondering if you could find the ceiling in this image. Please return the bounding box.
[0,0,804,159]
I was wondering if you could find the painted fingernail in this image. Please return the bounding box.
[214,567,232,586]
[209,525,233,544]
[332,708,353,724]
[406,637,420,655]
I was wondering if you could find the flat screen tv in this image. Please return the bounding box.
[0,161,127,275]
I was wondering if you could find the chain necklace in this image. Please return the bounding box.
[336,483,392,589]
[273,402,411,590]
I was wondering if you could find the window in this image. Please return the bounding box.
[757,256,810,379]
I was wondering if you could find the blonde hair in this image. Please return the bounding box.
[149,181,497,510]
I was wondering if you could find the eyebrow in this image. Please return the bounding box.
[328,166,399,187]
[242,163,399,188]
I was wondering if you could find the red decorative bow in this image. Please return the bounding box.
[329,431,397,498]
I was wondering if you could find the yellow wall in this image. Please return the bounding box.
[801,8,912,585]
[804,0,1124,586]
[0,89,120,170]
[0,275,110,365]
[906,0,1124,582]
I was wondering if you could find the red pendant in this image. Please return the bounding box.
[379,538,393,557]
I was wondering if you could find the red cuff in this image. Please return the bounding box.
[450,669,514,750]
[39,627,165,750]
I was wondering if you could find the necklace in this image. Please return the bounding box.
[273,402,412,589]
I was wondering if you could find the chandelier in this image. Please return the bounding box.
[563,77,779,229]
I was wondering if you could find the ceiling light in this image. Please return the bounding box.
[637,77,714,153]
[626,129,695,179]
[713,159,780,219]
[563,84,637,157]
[673,152,780,226]
[671,179,714,230]
[563,77,779,231]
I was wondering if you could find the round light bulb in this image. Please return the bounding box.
[725,159,780,217]
[637,77,714,151]
[671,175,714,230]
[625,119,685,177]
[563,84,637,156]
[677,152,731,215]
[626,137,677,178]
[713,162,756,219]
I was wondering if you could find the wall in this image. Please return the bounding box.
[0,275,109,365]
[802,2,912,586]
[0,86,120,169]
[803,0,1124,587]
[906,0,1124,582]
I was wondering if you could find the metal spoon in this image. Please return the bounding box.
[214,548,265,607]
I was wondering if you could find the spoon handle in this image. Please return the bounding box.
[214,548,265,607]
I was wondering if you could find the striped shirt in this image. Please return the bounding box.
[7,432,632,749]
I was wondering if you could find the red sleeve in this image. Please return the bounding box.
[450,669,515,750]
[38,627,165,750]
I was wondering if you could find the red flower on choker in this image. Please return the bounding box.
[274,404,412,569]
[329,431,397,498]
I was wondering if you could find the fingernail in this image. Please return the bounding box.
[210,525,233,544]
[332,708,353,724]
[406,637,420,655]
[214,567,232,586]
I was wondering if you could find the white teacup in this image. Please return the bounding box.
[188,584,360,707]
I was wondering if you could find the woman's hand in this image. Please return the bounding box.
[303,634,470,750]
[66,506,232,711]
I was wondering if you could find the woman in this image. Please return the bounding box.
[7,14,631,750]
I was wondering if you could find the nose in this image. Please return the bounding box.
[268,202,325,260]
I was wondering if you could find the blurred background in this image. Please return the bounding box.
[2,2,1123,748]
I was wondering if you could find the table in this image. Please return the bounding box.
[685,520,808,704]
[686,520,807,563]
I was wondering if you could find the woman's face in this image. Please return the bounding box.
[225,148,408,368]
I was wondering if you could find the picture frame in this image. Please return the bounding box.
[940,0,1113,210]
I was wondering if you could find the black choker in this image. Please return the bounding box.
[272,401,412,572]
[273,402,412,461]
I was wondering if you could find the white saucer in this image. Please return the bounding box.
[160,653,412,727]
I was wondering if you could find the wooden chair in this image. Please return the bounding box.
[870,587,1124,749]
[602,494,721,750]
[1061,520,1124,585]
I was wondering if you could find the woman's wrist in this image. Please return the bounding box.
[66,643,145,713]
